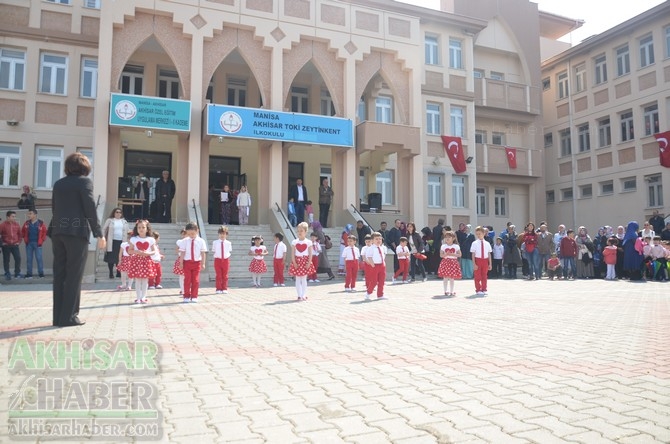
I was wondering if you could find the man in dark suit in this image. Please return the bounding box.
[288,178,308,224]
[155,170,176,223]
[48,153,105,327]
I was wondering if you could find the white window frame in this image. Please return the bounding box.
[426,103,441,135]
[492,132,505,146]
[490,72,504,81]
[84,0,100,8]
[35,147,63,190]
[620,111,634,142]
[474,69,484,79]
[448,38,462,69]
[578,123,590,152]
[600,181,614,196]
[120,64,143,95]
[452,176,465,209]
[425,35,439,65]
[475,130,487,144]
[546,190,555,204]
[560,128,571,157]
[494,188,507,216]
[476,187,487,215]
[643,104,659,136]
[427,174,443,208]
[557,70,569,99]
[639,34,655,68]
[320,89,335,116]
[46,0,70,4]
[158,68,180,99]
[598,118,611,148]
[561,188,573,201]
[666,26,670,59]
[375,96,393,124]
[227,77,247,107]
[291,86,309,113]
[375,170,394,206]
[80,57,97,98]
[594,54,607,85]
[580,184,593,199]
[647,174,663,208]
[616,44,630,76]
[39,53,68,95]
[450,106,464,138]
[0,145,20,188]
[76,147,93,178]
[0,48,26,91]
[544,133,553,148]
[621,176,637,192]
[574,63,586,93]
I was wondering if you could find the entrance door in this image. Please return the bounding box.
[288,161,304,192]
[209,156,245,224]
[123,150,172,221]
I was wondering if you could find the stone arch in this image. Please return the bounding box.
[202,28,271,105]
[356,50,410,124]
[110,13,191,99]
[283,39,344,116]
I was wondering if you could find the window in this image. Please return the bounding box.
[546,190,555,204]
[492,132,504,146]
[620,111,634,142]
[559,128,571,156]
[0,145,19,187]
[121,64,143,95]
[647,174,663,207]
[621,176,637,192]
[475,130,487,144]
[643,104,659,136]
[77,148,93,178]
[291,86,308,113]
[426,103,441,135]
[427,174,442,208]
[425,35,439,65]
[598,118,611,147]
[375,170,394,206]
[557,71,569,99]
[320,90,335,116]
[80,57,97,98]
[666,26,670,58]
[578,124,590,152]
[0,48,25,91]
[494,188,506,216]
[574,63,586,92]
[375,96,393,123]
[476,187,487,215]
[580,184,592,198]
[450,106,464,137]
[36,147,63,189]
[473,69,484,79]
[490,72,504,81]
[594,54,607,85]
[39,53,67,95]
[227,77,246,107]
[452,176,465,208]
[600,180,614,195]
[639,35,655,68]
[84,0,100,8]
[616,44,630,76]
[542,77,550,90]
[544,133,553,148]
[158,68,180,99]
[449,39,462,69]
[359,169,367,203]
[46,0,70,3]
[561,188,573,201]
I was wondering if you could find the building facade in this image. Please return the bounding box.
[541,2,670,232]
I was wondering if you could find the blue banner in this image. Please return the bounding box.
[109,93,191,132]
[206,105,353,147]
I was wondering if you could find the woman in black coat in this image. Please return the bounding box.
[407,222,427,282]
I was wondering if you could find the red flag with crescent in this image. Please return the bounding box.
[441,135,467,173]
[655,131,670,168]
[504,146,517,169]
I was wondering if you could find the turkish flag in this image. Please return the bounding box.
[655,131,670,168]
[441,136,467,173]
[504,146,517,169]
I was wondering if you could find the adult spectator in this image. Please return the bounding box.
[102,207,129,279]
[536,223,554,277]
[378,221,389,246]
[432,218,445,247]
[575,226,594,279]
[48,152,105,327]
[311,221,335,280]
[22,209,47,279]
[0,211,22,280]
[387,219,402,272]
[661,222,670,241]
[154,170,176,223]
[501,224,521,279]
[593,227,607,279]
[318,178,334,228]
[134,172,150,220]
[622,221,644,281]
[355,220,371,248]
[553,224,567,258]
[17,193,34,210]
[639,221,655,239]
[460,224,475,279]
[523,222,539,280]
[407,222,427,282]
[649,210,665,236]
[236,185,252,225]
[289,178,308,224]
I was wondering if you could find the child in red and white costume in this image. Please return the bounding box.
[148,231,164,290]
[364,232,387,301]
[248,235,268,287]
[127,220,156,303]
[392,237,410,284]
[272,233,287,287]
[438,231,462,296]
[308,232,321,282]
[342,235,359,292]
[289,222,314,301]
[116,230,134,291]
[212,225,232,294]
[470,226,492,296]
[172,229,186,295]
[177,222,207,302]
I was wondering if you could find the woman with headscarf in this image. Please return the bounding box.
[622,221,645,281]
[615,225,626,279]
[575,226,594,279]
[593,227,608,279]
[522,222,539,280]
[501,224,522,278]
[311,221,336,280]
[338,223,354,275]
[460,224,475,279]
[406,222,427,282]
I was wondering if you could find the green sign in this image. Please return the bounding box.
[109,93,191,131]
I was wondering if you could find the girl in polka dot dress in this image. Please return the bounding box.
[248,235,268,287]
[289,222,314,301]
[127,220,156,303]
[173,229,186,294]
[437,230,462,297]
[116,230,134,291]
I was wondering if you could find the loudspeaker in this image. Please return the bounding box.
[368,192,382,212]
[118,177,133,199]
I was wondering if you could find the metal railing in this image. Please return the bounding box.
[275,202,296,240]
[192,198,201,229]
[350,204,372,228]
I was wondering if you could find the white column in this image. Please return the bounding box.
[187,35,204,207]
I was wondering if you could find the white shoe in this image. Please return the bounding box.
[392,278,396,284]
[155,285,163,289]
[134,299,141,304]
[422,277,428,282]
[402,280,409,284]
[148,286,156,290]
[364,293,371,301]
[141,298,149,304]
[344,288,350,292]
[350,288,356,293]
[314,279,320,283]
[482,291,488,295]
[222,290,228,294]
[308,279,314,283]
[215,290,222,294]
[273,283,278,287]
[280,284,285,287]
[378,295,388,300]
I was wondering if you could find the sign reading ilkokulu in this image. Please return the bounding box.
[206,105,353,147]
[109,93,191,132]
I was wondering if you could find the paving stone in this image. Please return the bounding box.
[253,424,307,443]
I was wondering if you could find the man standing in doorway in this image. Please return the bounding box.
[318,178,334,228]
[155,170,176,223]
[289,178,308,224]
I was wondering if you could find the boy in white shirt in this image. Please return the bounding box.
[342,235,360,292]
[365,232,388,301]
[272,233,287,287]
[308,232,321,283]
[212,226,232,294]
[177,222,208,303]
[470,226,492,296]
[392,237,410,284]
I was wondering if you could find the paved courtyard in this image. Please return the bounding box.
[0,277,669,443]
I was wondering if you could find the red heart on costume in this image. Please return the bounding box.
[255,248,262,254]
[295,244,307,253]
[136,241,149,251]
[445,248,455,253]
